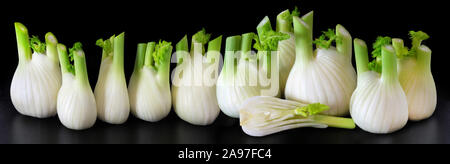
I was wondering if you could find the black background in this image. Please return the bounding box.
[0,0,448,144]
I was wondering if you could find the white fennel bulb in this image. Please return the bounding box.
[172,29,222,125]
[240,96,355,137]
[56,43,97,130]
[94,33,130,124]
[128,41,172,122]
[217,34,260,118]
[217,17,290,118]
[285,13,356,116]
[10,22,61,118]
[350,38,408,134]
[392,31,436,121]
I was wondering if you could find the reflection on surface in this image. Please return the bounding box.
[12,115,61,144]
[2,93,450,143]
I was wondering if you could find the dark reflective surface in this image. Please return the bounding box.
[1,89,449,144]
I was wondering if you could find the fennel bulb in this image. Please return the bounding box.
[128,41,173,122]
[285,13,356,116]
[240,96,355,137]
[57,43,97,130]
[392,31,436,121]
[10,22,61,118]
[217,18,290,118]
[350,38,408,134]
[94,33,130,124]
[217,34,259,118]
[172,29,222,125]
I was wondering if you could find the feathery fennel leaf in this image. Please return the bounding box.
[30,36,46,54]
[152,40,172,68]
[313,29,338,49]
[368,36,391,73]
[253,27,289,52]
[408,31,429,56]
[96,38,113,56]
[193,28,211,45]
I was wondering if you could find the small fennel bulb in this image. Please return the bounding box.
[10,22,61,118]
[94,33,130,124]
[217,19,290,118]
[217,34,260,118]
[392,31,436,121]
[56,43,97,130]
[285,13,356,116]
[128,41,173,122]
[240,96,355,137]
[350,38,408,134]
[172,29,222,125]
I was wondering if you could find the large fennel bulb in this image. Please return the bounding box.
[128,41,172,122]
[350,39,408,134]
[57,43,97,130]
[10,22,61,118]
[285,13,356,116]
[172,29,222,125]
[240,96,355,137]
[392,31,436,121]
[94,33,130,124]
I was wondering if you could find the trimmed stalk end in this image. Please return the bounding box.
[336,24,352,61]
[207,35,222,52]
[45,32,59,63]
[176,35,189,52]
[15,22,32,61]
[354,38,369,75]
[381,45,398,83]
[293,16,314,64]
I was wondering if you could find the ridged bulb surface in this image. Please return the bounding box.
[217,60,262,118]
[285,48,356,116]
[398,58,436,121]
[277,32,296,97]
[172,63,220,126]
[57,74,97,130]
[350,72,408,134]
[94,58,130,124]
[10,52,61,118]
[128,68,171,122]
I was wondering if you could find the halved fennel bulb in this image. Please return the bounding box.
[56,43,97,130]
[240,96,355,137]
[11,22,61,118]
[172,29,222,125]
[128,41,172,122]
[94,33,130,124]
[285,13,356,116]
[350,39,408,134]
[392,31,436,121]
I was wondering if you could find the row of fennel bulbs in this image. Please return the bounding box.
[10,7,436,134]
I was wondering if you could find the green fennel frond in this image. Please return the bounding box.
[313,29,338,49]
[30,35,46,54]
[408,30,429,56]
